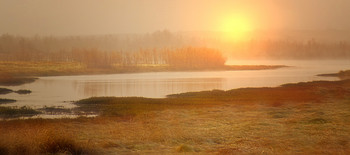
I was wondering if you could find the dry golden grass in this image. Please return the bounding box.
[0,119,94,154]
[1,79,350,154]
[0,61,86,76]
[2,100,350,154]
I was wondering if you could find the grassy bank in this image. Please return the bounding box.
[0,99,16,105]
[0,76,37,86]
[74,79,350,117]
[1,79,349,154]
[0,88,32,95]
[0,61,287,86]
[0,88,13,94]
[0,106,40,118]
[318,70,350,80]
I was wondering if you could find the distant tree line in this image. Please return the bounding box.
[0,43,226,69]
[69,47,225,68]
[0,30,190,54]
[229,39,350,59]
[1,32,350,64]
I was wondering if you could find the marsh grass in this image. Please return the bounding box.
[0,73,37,86]
[0,61,82,86]
[0,120,95,154]
[14,89,32,95]
[1,100,350,154]
[40,133,89,154]
[39,106,72,115]
[75,97,174,117]
[318,69,350,80]
[0,61,85,76]
[307,118,328,124]
[0,88,13,94]
[0,106,41,118]
[0,98,16,104]
[1,79,350,154]
[0,88,32,95]
[176,144,194,152]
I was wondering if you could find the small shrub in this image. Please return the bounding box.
[41,137,85,155]
[308,118,328,124]
[272,102,283,107]
[176,144,193,152]
[12,144,32,155]
[0,145,9,155]
[269,111,287,119]
[217,148,241,154]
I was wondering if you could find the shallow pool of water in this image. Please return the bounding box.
[1,60,349,108]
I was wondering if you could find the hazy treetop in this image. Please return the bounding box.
[1,0,350,36]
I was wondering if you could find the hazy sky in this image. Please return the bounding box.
[1,0,350,36]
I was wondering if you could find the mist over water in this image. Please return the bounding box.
[1,1,350,154]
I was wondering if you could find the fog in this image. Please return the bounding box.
[1,0,350,36]
[1,1,350,60]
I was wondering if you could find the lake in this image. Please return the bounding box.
[1,60,350,109]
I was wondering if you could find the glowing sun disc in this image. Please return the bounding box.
[219,15,253,41]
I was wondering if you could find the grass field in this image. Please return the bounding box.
[0,79,350,154]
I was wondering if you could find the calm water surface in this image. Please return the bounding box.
[2,60,350,108]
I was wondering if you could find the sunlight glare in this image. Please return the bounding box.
[219,14,253,41]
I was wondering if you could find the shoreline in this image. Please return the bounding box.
[0,61,288,86]
[1,77,349,119]
[317,70,350,80]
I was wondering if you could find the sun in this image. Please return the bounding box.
[219,14,253,41]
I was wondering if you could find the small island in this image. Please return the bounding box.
[318,70,350,80]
